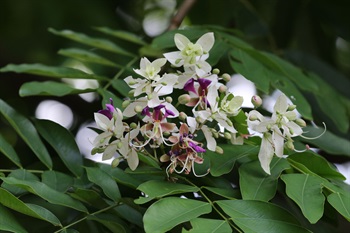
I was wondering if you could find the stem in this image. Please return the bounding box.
[181,178,242,233]
[54,203,120,233]
[103,56,139,90]
[168,0,197,30]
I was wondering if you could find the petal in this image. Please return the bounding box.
[258,133,274,174]
[152,58,167,69]
[174,33,190,50]
[127,149,139,171]
[286,121,303,137]
[274,94,288,113]
[186,117,197,133]
[163,51,182,66]
[94,113,113,130]
[272,127,284,157]
[202,125,217,151]
[161,122,176,132]
[102,143,118,160]
[196,32,215,52]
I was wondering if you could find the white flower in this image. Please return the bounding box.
[220,93,243,116]
[134,57,166,81]
[164,32,215,76]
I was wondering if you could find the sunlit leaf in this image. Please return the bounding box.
[0,205,28,233]
[19,81,96,97]
[216,200,311,233]
[49,28,135,57]
[0,133,21,167]
[0,100,52,169]
[134,180,199,204]
[85,167,121,202]
[0,177,88,213]
[143,197,212,233]
[327,192,350,220]
[58,48,119,67]
[288,152,345,180]
[35,119,84,177]
[42,171,74,192]
[206,144,259,176]
[182,218,231,233]
[301,126,350,156]
[0,63,107,80]
[95,27,147,45]
[281,174,325,223]
[0,187,61,226]
[239,157,290,201]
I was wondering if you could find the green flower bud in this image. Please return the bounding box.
[128,90,135,97]
[147,93,153,100]
[130,122,138,129]
[249,114,258,121]
[215,146,224,154]
[288,104,296,111]
[212,68,220,74]
[112,158,120,168]
[166,96,173,103]
[117,141,123,149]
[122,100,130,109]
[179,112,187,121]
[251,95,262,108]
[134,105,143,113]
[222,73,231,82]
[285,140,295,151]
[178,94,191,104]
[295,118,306,127]
[224,132,232,140]
[219,85,227,93]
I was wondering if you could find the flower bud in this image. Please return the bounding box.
[91,147,104,155]
[288,104,296,111]
[112,158,120,168]
[285,140,295,151]
[178,94,191,105]
[160,154,170,162]
[117,141,123,149]
[222,73,231,82]
[163,131,171,137]
[226,120,233,127]
[249,114,258,121]
[179,112,187,121]
[224,132,232,140]
[128,90,135,97]
[130,122,138,129]
[251,95,262,108]
[195,116,204,124]
[166,96,173,103]
[215,146,224,154]
[134,105,143,113]
[122,100,130,109]
[295,118,306,127]
[212,68,220,74]
[219,85,227,93]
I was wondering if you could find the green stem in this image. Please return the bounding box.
[182,178,242,233]
[103,56,139,90]
[54,203,120,233]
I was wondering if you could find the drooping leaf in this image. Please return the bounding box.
[85,167,121,202]
[0,99,52,169]
[19,81,96,97]
[0,205,28,233]
[0,63,107,80]
[0,188,61,226]
[99,164,142,189]
[58,48,119,67]
[0,177,88,213]
[41,171,74,192]
[301,126,350,156]
[0,133,21,167]
[182,218,231,233]
[216,200,311,233]
[35,119,84,177]
[288,152,345,180]
[1,169,39,196]
[239,157,290,201]
[49,28,135,57]
[206,144,259,176]
[281,174,325,223]
[143,197,212,233]
[327,192,350,220]
[134,180,199,204]
[94,27,147,45]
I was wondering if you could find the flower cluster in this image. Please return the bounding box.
[91,32,309,176]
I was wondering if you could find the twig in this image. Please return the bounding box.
[168,0,197,30]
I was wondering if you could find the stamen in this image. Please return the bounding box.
[300,122,326,140]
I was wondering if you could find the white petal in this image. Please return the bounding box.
[274,94,288,113]
[258,133,274,174]
[103,143,118,160]
[123,99,147,117]
[286,121,303,137]
[163,102,179,117]
[163,51,182,66]
[202,125,217,151]
[152,58,167,69]
[174,33,190,50]
[272,127,284,157]
[186,117,197,133]
[127,149,139,171]
[196,32,215,52]
[94,113,113,131]
[140,57,151,70]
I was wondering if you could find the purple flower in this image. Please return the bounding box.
[98,98,114,120]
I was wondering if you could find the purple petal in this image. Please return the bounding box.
[105,104,114,113]
[198,78,211,89]
[164,108,175,117]
[98,109,113,120]
[189,141,206,153]
[141,106,151,117]
[184,78,197,94]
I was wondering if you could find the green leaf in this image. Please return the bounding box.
[99,164,142,189]
[0,133,21,167]
[87,214,127,233]
[98,88,123,109]
[206,144,259,176]
[58,48,119,67]
[207,41,230,66]
[301,126,350,156]
[182,218,231,233]
[151,29,206,49]
[0,187,61,226]
[0,99,52,169]
[138,153,161,169]
[113,202,143,228]
[19,81,96,97]
[0,63,107,80]
[327,192,350,220]
[85,167,121,202]
[0,177,88,213]
[288,152,345,180]
[42,171,74,192]
[281,174,325,223]
[216,200,311,233]
[143,197,212,233]
[239,157,290,201]
[49,28,135,57]
[69,188,109,209]
[111,79,131,98]
[95,27,147,45]
[134,180,200,204]
[0,205,28,233]
[202,186,239,199]
[1,169,39,195]
[35,119,84,177]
